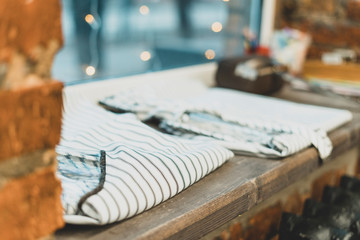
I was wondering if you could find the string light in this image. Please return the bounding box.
[140,51,151,61]
[205,49,216,60]
[83,0,101,78]
[85,14,95,24]
[85,66,96,76]
[211,22,223,33]
[139,5,150,15]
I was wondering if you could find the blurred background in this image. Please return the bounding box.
[52,0,263,84]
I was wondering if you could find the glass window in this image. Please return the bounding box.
[53,0,263,84]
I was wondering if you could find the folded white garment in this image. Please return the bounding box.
[100,87,353,159]
[57,102,234,225]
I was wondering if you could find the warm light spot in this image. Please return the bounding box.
[140,51,151,61]
[85,66,96,76]
[85,14,95,24]
[205,49,216,60]
[223,0,230,2]
[139,5,150,15]
[211,22,223,33]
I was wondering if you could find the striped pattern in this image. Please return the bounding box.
[57,102,234,225]
[160,109,333,159]
[100,87,353,160]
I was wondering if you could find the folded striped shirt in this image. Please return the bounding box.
[57,101,234,225]
[100,86,353,160]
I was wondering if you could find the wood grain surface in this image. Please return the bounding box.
[55,86,360,240]
[304,60,360,83]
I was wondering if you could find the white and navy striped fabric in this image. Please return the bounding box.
[100,86,353,160]
[57,101,234,225]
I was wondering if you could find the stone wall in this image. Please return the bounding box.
[0,0,63,89]
[0,0,64,239]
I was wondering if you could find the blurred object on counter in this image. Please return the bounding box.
[243,27,258,54]
[284,58,360,107]
[304,60,360,84]
[216,55,285,95]
[303,60,360,103]
[270,28,311,75]
[321,49,357,65]
[242,27,270,56]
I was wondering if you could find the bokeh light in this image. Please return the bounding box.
[85,66,96,76]
[139,5,150,15]
[211,22,223,33]
[205,49,216,60]
[85,14,95,24]
[140,51,152,61]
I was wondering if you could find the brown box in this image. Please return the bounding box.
[0,81,63,161]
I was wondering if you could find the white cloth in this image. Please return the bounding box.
[100,87,353,159]
[57,101,234,225]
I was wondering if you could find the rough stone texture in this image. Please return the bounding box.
[0,149,64,239]
[0,149,57,188]
[0,81,63,161]
[217,230,230,240]
[276,0,360,59]
[0,0,64,239]
[0,0,63,89]
[283,190,309,215]
[0,164,64,240]
[229,222,243,240]
[244,202,282,240]
[356,146,360,176]
[347,1,360,22]
[310,168,346,201]
[217,222,243,240]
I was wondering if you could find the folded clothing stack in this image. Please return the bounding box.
[57,102,233,225]
[58,80,352,225]
[100,86,353,160]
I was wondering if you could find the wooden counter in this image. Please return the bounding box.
[55,85,360,240]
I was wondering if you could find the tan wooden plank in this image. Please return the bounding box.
[55,87,360,240]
